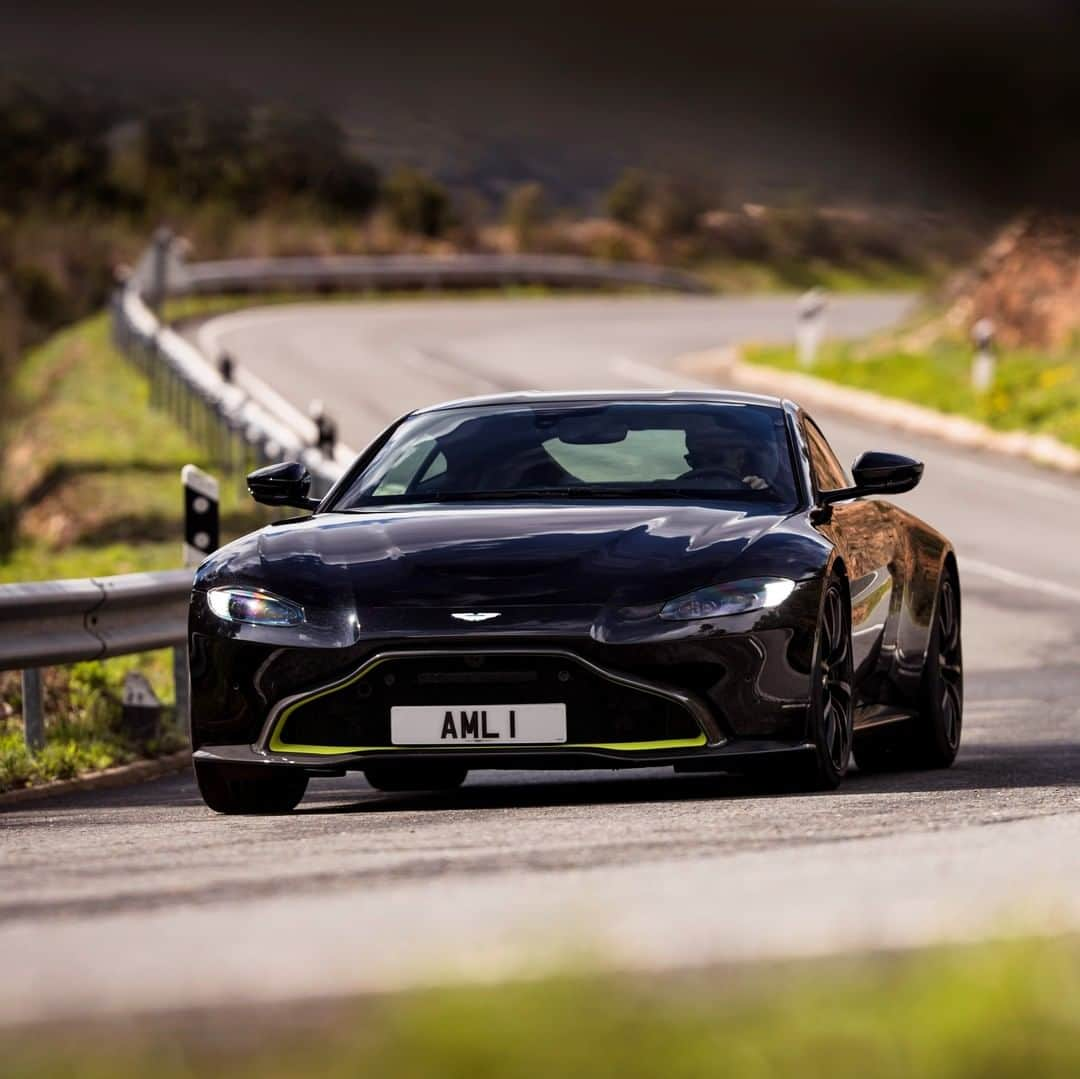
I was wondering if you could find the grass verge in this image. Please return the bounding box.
[0,651,186,793]
[745,337,1080,449]
[697,257,931,294]
[0,312,245,788]
[1,311,276,583]
[3,938,1078,1076]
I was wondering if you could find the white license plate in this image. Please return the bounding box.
[390,704,567,746]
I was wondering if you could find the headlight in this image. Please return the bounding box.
[206,587,304,626]
[660,577,796,621]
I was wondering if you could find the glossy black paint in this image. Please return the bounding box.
[852,450,924,495]
[247,461,319,509]
[190,391,957,778]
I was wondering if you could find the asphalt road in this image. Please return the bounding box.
[3,293,1079,1027]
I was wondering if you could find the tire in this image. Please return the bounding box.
[194,759,309,815]
[788,572,854,791]
[854,569,963,773]
[363,763,469,792]
[912,569,964,767]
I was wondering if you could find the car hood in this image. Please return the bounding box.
[201,502,808,608]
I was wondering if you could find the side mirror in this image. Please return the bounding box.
[819,451,923,504]
[247,461,320,510]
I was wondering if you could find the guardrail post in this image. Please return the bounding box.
[173,643,190,743]
[147,227,172,311]
[21,668,45,751]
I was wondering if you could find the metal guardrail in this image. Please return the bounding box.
[176,252,713,296]
[0,570,192,669]
[3,232,711,752]
[0,569,193,750]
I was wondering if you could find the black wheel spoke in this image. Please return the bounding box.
[817,581,853,773]
[934,577,964,750]
[938,581,961,654]
[829,678,853,708]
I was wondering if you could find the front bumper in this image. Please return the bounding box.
[193,737,817,775]
[190,581,823,761]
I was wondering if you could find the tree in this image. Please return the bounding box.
[382,167,452,237]
[604,168,650,227]
[504,182,548,250]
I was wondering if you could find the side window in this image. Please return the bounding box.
[804,418,849,493]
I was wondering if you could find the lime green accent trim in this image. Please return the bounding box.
[567,734,707,752]
[268,658,395,753]
[266,654,709,757]
[269,733,708,756]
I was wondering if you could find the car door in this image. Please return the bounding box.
[802,416,898,688]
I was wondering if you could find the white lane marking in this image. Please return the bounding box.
[960,558,1080,604]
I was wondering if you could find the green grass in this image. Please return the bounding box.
[0,314,237,785]
[3,938,1078,1076]
[1,311,273,583]
[745,338,1080,449]
[0,650,186,793]
[697,258,930,295]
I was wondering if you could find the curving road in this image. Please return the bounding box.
[3,293,1079,1027]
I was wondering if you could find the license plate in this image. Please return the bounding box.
[390,704,567,746]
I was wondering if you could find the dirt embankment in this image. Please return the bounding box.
[944,214,1080,350]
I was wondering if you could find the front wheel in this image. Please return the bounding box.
[912,570,964,767]
[855,570,962,773]
[788,573,854,791]
[194,759,309,815]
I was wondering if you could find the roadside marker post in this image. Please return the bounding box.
[182,464,220,569]
[179,464,218,743]
[121,671,162,746]
[796,288,827,367]
[971,317,996,393]
[310,399,338,458]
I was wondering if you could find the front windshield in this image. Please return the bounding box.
[330,401,799,509]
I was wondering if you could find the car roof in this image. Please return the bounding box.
[412,389,788,415]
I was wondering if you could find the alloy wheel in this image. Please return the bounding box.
[936,576,963,750]
[818,581,854,772]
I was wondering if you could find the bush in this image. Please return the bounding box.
[604,168,651,226]
[0,491,16,560]
[382,167,453,238]
[504,182,548,251]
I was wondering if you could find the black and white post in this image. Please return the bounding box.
[971,317,996,393]
[182,464,220,568]
[796,287,827,368]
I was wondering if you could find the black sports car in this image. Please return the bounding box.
[189,391,962,814]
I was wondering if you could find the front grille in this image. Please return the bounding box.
[276,652,701,748]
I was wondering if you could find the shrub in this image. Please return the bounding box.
[604,168,651,226]
[381,167,452,238]
[504,182,548,251]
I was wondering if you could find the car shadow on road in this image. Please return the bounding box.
[7,740,1074,819]
[292,738,1080,817]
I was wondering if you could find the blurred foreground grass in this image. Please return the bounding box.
[4,938,1078,1077]
[745,338,1080,449]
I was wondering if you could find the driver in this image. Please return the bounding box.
[679,422,770,490]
